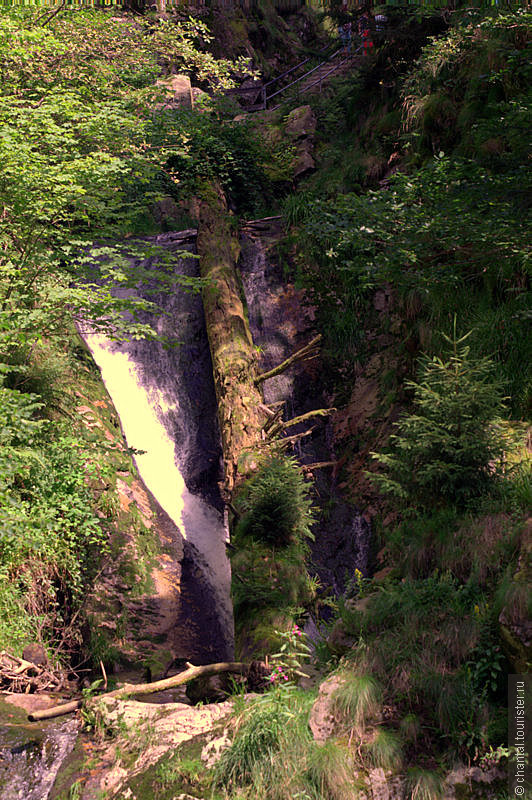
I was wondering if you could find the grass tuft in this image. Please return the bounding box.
[332,671,382,732]
[405,768,444,800]
[366,727,402,771]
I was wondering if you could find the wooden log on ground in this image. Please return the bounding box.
[193,183,267,495]
[28,661,248,722]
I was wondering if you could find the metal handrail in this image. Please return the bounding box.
[269,45,362,111]
[262,42,333,91]
[265,48,342,104]
[300,44,362,93]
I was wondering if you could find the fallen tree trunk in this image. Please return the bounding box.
[28,661,248,722]
[193,183,267,495]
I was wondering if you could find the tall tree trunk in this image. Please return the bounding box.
[193,183,267,496]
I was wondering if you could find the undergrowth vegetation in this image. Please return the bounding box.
[230,455,317,655]
[1,4,529,798]
[260,5,531,795]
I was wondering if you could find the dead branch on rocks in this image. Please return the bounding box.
[277,428,315,447]
[28,661,250,722]
[301,461,337,472]
[0,651,64,694]
[281,407,336,431]
[255,335,322,385]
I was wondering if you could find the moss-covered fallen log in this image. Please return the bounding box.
[194,183,267,495]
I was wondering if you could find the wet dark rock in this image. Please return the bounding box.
[22,644,47,667]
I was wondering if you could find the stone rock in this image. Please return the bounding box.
[308,673,342,742]
[87,696,234,796]
[292,142,315,177]
[201,730,231,768]
[155,74,192,107]
[22,642,47,666]
[285,105,316,139]
[326,619,357,656]
[367,768,403,800]
[443,764,506,799]
[100,765,128,795]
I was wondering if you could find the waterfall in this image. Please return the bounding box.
[80,231,233,660]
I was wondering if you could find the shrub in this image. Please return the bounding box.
[370,329,507,509]
[235,455,314,548]
[405,768,444,800]
[304,740,354,800]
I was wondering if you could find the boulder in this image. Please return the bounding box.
[285,105,316,139]
[201,731,231,768]
[308,673,343,742]
[292,141,315,177]
[443,764,506,799]
[22,642,47,667]
[155,74,192,108]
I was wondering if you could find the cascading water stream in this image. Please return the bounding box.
[80,231,233,659]
[0,712,79,800]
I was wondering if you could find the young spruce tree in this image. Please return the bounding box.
[371,328,507,509]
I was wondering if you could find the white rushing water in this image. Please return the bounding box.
[83,330,232,637]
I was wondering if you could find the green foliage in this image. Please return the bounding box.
[370,329,508,509]
[214,683,308,789]
[402,9,531,167]
[164,111,287,214]
[215,683,358,800]
[269,624,311,683]
[294,9,531,417]
[0,376,109,655]
[365,727,402,771]
[334,573,510,766]
[231,456,316,653]
[235,455,314,548]
[404,768,444,800]
[155,754,203,790]
[303,740,353,800]
[296,155,531,411]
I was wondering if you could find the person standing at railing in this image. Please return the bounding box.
[338,21,352,57]
[358,11,374,57]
